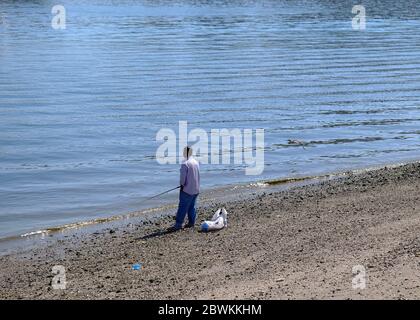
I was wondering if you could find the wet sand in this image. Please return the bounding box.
[0,161,419,300]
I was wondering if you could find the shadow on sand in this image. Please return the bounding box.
[136,225,207,240]
[136,227,179,240]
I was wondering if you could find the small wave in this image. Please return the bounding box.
[319,106,420,116]
[309,136,384,145]
[249,182,269,187]
[273,136,386,148]
[320,110,383,115]
[20,230,48,237]
[321,118,420,128]
[398,130,420,135]
[265,176,313,186]
[17,202,180,240]
[321,147,416,159]
[19,216,122,238]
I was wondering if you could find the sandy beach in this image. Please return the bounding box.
[0,161,419,300]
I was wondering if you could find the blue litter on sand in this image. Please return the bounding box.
[201,222,209,232]
[132,263,142,270]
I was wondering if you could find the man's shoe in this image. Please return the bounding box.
[167,225,181,232]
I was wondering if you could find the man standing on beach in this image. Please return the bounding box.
[172,146,200,230]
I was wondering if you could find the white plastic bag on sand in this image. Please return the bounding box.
[200,208,228,232]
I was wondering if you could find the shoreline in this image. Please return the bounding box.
[2,157,419,251]
[0,160,419,299]
[0,164,340,251]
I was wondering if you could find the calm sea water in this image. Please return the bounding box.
[1,0,419,239]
